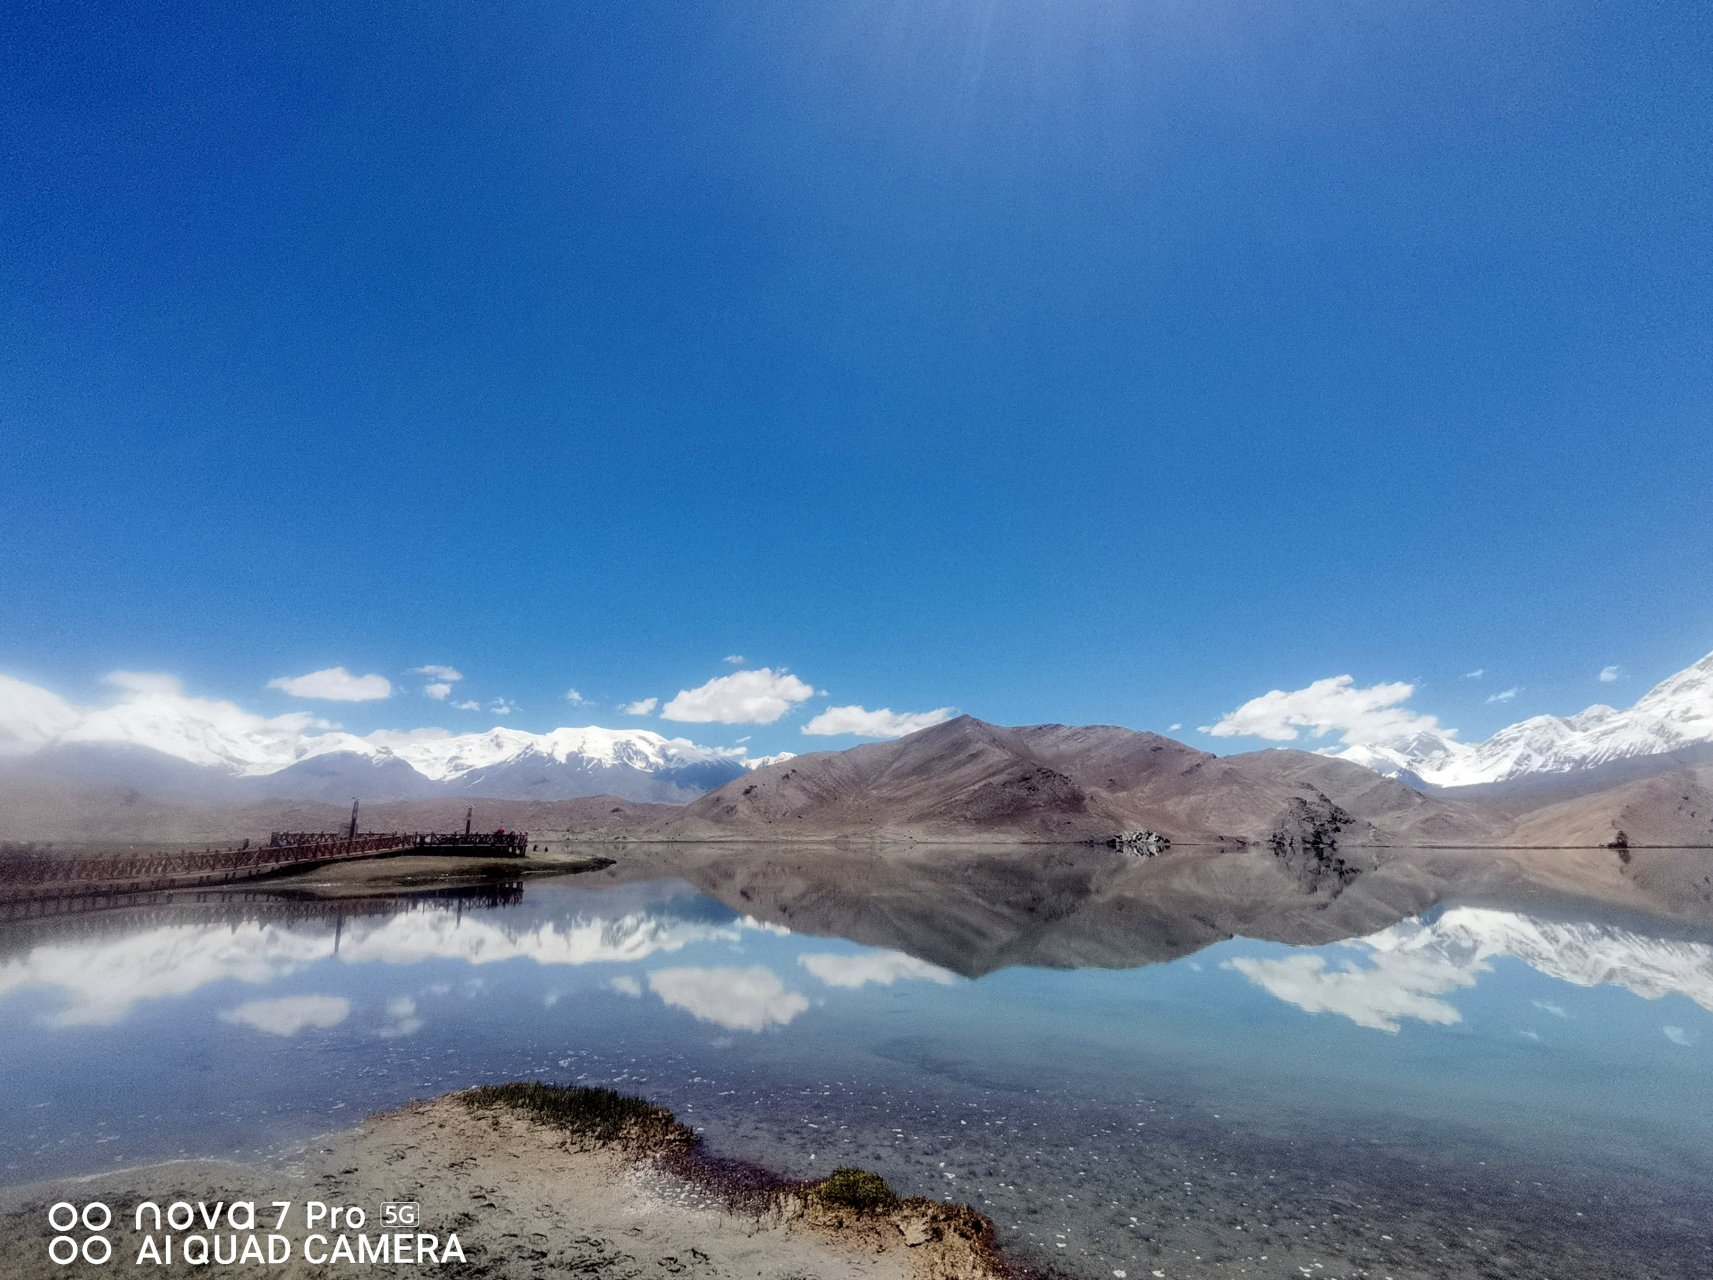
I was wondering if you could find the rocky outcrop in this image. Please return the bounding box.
[1267,795,1373,892]
[1108,829,1170,855]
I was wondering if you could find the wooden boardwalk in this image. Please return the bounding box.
[0,828,529,916]
[0,880,528,949]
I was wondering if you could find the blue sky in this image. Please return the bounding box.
[2,1,1709,757]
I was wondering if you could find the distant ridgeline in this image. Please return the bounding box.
[1,650,1711,849]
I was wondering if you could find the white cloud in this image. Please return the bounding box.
[661,668,814,725]
[24,673,333,772]
[802,704,956,739]
[454,699,481,711]
[221,995,350,1037]
[417,666,463,700]
[610,975,642,997]
[1664,1024,1696,1047]
[1532,1000,1568,1018]
[621,697,659,716]
[723,654,746,666]
[1463,669,1486,680]
[489,698,517,716]
[1225,950,1481,1033]
[564,688,586,704]
[1200,676,1452,747]
[1486,687,1521,704]
[377,996,424,1038]
[0,674,81,756]
[798,951,957,989]
[1168,722,1183,732]
[646,965,810,1031]
[1599,665,1623,683]
[268,667,392,702]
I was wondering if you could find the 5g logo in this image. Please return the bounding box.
[48,1201,112,1265]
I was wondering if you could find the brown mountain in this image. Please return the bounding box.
[647,715,1505,846]
[1503,759,1713,849]
[7,715,1710,856]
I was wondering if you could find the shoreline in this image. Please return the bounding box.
[0,1086,1021,1280]
[4,837,1710,949]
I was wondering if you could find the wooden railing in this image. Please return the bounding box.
[0,829,529,904]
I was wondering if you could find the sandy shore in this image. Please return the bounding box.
[0,1090,1015,1280]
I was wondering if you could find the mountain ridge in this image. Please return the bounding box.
[0,716,750,806]
[5,649,1713,844]
[1337,651,1713,787]
[646,714,1508,848]
[4,713,1711,850]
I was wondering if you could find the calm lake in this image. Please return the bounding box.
[2,866,1710,1279]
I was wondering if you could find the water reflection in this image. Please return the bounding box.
[1228,904,1713,1033]
[5,877,1712,1042]
[0,882,757,1026]
[0,868,1709,1280]
[646,965,810,1031]
[221,993,351,1036]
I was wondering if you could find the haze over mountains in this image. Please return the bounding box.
[2,651,1712,848]
[0,671,749,805]
[0,727,748,808]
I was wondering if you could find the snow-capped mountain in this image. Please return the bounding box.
[234,726,751,804]
[0,674,749,803]
[346,726,739,784]
[1337,650,1713,788]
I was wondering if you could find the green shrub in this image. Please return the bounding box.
[461,1082,691,1150]
[809,1167,900,1214]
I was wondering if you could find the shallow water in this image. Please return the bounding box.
[2,871,1710,1279]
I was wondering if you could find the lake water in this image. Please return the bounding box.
[2,869,1710,1279]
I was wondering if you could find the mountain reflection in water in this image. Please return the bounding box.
[1,854,1710,1280]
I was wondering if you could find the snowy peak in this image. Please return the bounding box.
[365,726,738,783]
[57,691,327,774]
[1632,650,1713,728]
[1337,649,1713,788]
[0,672,750,802]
